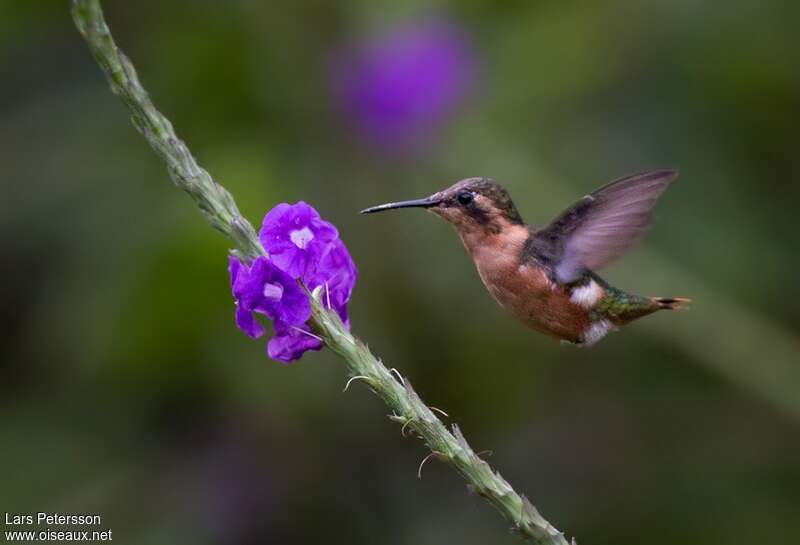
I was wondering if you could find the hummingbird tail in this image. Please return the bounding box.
[652,297,692,311]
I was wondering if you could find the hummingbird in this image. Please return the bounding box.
[361,169,690,345]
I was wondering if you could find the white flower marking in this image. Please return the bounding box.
[290,227,314,249]
[262,282,284,300]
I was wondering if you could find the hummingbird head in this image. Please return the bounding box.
[361,177,524,235]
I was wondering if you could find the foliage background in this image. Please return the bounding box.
[2,1,799,544]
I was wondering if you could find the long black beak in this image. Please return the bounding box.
[360,197,440,214]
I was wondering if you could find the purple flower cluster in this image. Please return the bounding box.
[330,18,477,152]
[229,202,357,363]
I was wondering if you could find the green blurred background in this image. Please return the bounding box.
[2,1,799,544]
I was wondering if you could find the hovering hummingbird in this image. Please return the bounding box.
[361,170,690,345]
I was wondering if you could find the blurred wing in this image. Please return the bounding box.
[535,169,678,283]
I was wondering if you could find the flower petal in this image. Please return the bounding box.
[267,321,323,363]
[259,202,339,278]
[235,304,265,338]
[234,258,269,309]
[228,255,243,284]
[305,239,357,321]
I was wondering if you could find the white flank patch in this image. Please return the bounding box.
[570,280,604,308]
[581,319,614,345]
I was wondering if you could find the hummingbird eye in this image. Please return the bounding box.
[457,191,474,205]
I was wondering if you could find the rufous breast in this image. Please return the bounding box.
[458,224,592,342]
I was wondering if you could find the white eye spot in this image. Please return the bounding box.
[262,282,284,300]
[290,227,314,249]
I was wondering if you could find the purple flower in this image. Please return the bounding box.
[259,202,338,278]
[267,239,358,362]
[229,258,264,338]
[230,202,358,363]
[229,256,311,338]
[331,18,477,151]
[305,239,357,326]
[268,321,323,363]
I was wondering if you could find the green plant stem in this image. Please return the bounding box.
[71,2,572,543]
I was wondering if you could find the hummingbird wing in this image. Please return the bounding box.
[534,169,677,284]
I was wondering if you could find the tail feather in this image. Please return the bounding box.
[652,297,691,310]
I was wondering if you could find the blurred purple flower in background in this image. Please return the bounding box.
[229,203,357,363]
[331,18,477,151]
